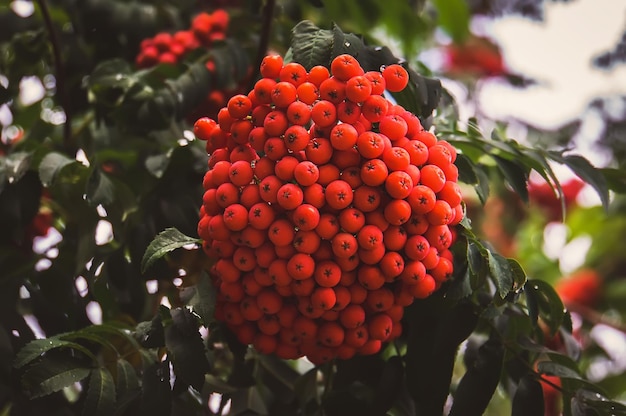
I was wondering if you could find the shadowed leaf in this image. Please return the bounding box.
[141,227,201,272]
[83,368,116,416]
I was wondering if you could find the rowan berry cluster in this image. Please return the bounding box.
[135,9,229,68]
[195,54,464,364]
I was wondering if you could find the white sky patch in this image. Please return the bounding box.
[19,76,45,106]
[86,301,103,324]
[559,235,592,274]
[33,227,63,254]
[75,276,89,297]
[542,222,568,260]
[146,280,159,294]
[95,220,113,245]
[11,0,35,17]
[478,0,626,130]
[23,314,46,339]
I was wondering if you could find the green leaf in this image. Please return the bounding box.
[140,359,172,416]
[492,155,529,203]
[561,154,610,211]
[229,386,268,416]
[85,168,115,206]
[164,308,210,391]
[508,258,527,291]
[22,355,91,398]
[474,165,490,204]
[601,167,626,193]
[4,151,32,184]
[83,368,116,416]
[537,360,581,379]
[487,251,513,299]
[294,368,319,411]
[512,375,544,416]
[145,151,173,179]
[141,227,201,273]
[431,0,470,43]
[179,272,216,326]
[115,359,140,399]
[14,337,95,369]
[330,22,365,60]
[574,390,626,415]
[454,153,479,185]
[372,356,405,415]
[448,338,504,416]
[257,354,299,404]
[134,314,165,349]
[405,299,478,415]
[525,279,566,335]
[38,152,75,187]
[288,20,333,70]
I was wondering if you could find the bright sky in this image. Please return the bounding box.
[478,0,626,131]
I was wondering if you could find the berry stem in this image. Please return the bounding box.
[249,0,277,90]
[36,0,74,153]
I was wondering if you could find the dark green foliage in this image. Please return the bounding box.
[1,1,624,415]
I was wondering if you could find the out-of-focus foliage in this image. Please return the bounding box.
[1,1,625,415]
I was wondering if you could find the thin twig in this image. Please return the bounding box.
[248,0,276,90]
[36,0,75,154]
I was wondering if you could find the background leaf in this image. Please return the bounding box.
[38,152,75,187]
[83,368,116,416]
[141,227,201,272]
[22,355,91,398]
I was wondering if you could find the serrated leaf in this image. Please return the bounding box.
[508,258,527,291]
[38,152,75,187]
[493,155,529,203]
[330,22,365,60]
[5,151,32,183]
[116,359,140,399]
[83,368,116,416]
[487,251,513,299]
[141,227,201,273]
[288,20,333,70]
[179,272,216,326]
[14,337,95,369]
[22,355,91,398]
[164,308,210,391]
[86,168,115,206]
[467,242,487,289]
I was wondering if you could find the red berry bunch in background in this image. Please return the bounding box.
[528,177,585,222]
[195,54,465,364]
[135,9,230,68]
[554,268,602,308]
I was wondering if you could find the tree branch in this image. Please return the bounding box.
[36,0,75,154]
[248,0,276,90]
